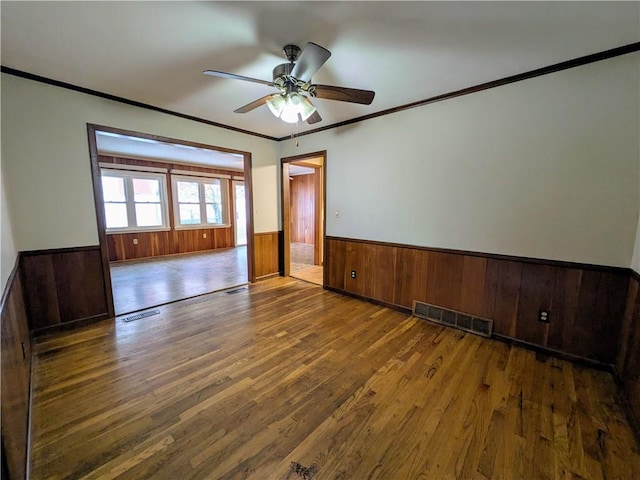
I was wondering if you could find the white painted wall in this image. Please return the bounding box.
[280,55,640,268]
[0,166,18,292]
[632,211,640,273]
[1,74,280,252]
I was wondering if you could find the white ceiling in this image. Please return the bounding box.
[95,131,246,171]
[2,2,639,139]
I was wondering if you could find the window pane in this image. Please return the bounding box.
[102,176,126,202]
[206,203,222,224]
[135,203,162,227]
[204,182,221,203]
[133,178,160,202]
[104,203,128,228]
[179,204,201,224]
[177,181,199,202]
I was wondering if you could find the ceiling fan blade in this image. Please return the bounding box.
[203,70,274,87]
[290,42,331,82]
[306,111,322,124]
[311,85,375,105]
[234,94,276,114]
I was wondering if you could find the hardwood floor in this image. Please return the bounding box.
[290,242,322,286]
[109,247,247,315]
[30,278,639,479]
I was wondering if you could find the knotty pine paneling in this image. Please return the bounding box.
[21,247,109,331]
[100,155,239,262]
[326,237,629,364]
[254,232,280,279]
[1,261,31,480]
[290,173,315,244]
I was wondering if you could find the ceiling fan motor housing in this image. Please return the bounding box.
[272,63,294,83]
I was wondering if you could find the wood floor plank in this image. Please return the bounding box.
[28,277,640,479]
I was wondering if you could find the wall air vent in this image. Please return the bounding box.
[412,300,493,338]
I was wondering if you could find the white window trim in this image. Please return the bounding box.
[171,174,230,230]
[101,169,170,233]
[170,168,230,179]
[99,162,168,174]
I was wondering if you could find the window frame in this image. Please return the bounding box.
[171,174,230,230]
[100,168,170,234]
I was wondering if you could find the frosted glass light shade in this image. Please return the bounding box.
[267,92,317,123]
[266,94,286,117]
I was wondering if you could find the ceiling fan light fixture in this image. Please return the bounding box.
[266,94,286,117]
[275,92,316,123]
[298,95,317,122]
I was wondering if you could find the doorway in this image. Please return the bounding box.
[281,151,326,286]
[233,180,247,246]
[87,124,255,317]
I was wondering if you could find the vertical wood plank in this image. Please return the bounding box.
[371,245,397,304]
[492,260,523,337]
[253,232,279,278]
[394,247,429,308]
[515,264,556,346]
[482,259,500,319]
[426,252,464,311]
[1,269,31,480]
[548,268,581,352]
[20,255,61,329]
[52,250,108,323]
[326,238,346,290]
[459,256,487,316]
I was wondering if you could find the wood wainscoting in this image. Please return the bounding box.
[617,273,640,437]
[253,231,281,280]
[325,237,629,366]
[21,246,111,333]
[107,227,233,262]
[1,258,32,480]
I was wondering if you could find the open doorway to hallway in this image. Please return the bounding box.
[88,125,254,316]
[281,152,325,286]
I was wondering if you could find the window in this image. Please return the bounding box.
[101,169,169,232]
[172,175,229,228]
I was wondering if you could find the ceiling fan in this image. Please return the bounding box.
[203,42,375,125]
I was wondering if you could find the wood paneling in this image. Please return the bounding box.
[290,173,315,245]
[1,259,31,480]
[100,155,238,261]
[107,227,233,261]
[617,274,640,438]
[326,237,629,364]
[21,246,109,332]
[254,232,280,279]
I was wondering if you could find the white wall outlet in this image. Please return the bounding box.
[133,238,138,245]
[203,233,207,238]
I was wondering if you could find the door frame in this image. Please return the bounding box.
[280,150,326,285]
[87,123,255,317]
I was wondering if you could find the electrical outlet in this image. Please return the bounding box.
[133,238,138,245]
[538,309,550,323]
[203,233,207,238]
[351,270,356,279]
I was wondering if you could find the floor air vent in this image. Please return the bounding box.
[413,301,493,338]
[123,309,160,323]
[226,287,247,294]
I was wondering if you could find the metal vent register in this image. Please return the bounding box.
[413,301,493,338]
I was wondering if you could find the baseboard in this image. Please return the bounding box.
[324,286,412,315]
[31,313,112,338]
[326,286,617,374]
[255,272,281,281]
[492,334,616,374]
